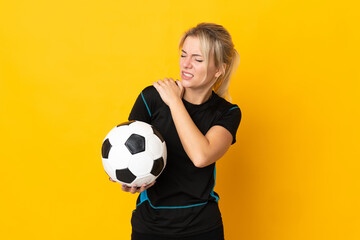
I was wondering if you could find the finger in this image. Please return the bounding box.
[157,79,165,85]
[170,79,178,87]
[154,80,160,88]
[153,81,164,92]
[145,181,156,189]
[138,184,147,193]
[130,185,138,194]
[176,80,184,93]
[175,80,182,88]
[165,78,174,85]
[138,181,155,193]
[121,184,130,192]
[170,78,178,85]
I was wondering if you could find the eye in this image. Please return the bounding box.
[180,55,186,58]
[195,59,203,62]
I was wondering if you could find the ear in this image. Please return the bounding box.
[215,63,227,78]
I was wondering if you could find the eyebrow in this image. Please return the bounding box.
[181,50,203,57]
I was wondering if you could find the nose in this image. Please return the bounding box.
[182,56,192,69]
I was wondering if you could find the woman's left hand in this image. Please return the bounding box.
[153,78,184,107]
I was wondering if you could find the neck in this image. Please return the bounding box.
[183,88,213,105]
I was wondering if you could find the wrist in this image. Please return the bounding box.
[168,97,183,110]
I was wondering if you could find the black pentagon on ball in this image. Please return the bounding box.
[116,168,137,183]
[125,134,145,154]
[151,126,165,143]
[101,138,112,159]
[151,157,164,177]
[117,120,135,127]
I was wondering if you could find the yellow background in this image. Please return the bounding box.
[1,0,359,239]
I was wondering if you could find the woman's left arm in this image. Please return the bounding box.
[153,78,233,168]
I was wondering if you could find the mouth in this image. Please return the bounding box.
[181,71,194,80]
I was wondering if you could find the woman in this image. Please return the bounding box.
[113,23,241,240]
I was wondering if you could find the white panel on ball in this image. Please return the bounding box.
[108,145,132,169]
[129,121,153,136]
[102,160,117,182]
[107,126,131,146]
[128,152,154,176]
[163,143,167,160]
[146,135,163,159]
[132,174,156,186]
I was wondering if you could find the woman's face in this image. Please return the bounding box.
[179,36,220,91]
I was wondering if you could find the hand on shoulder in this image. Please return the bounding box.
[153,78,184,107]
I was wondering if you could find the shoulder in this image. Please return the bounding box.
[141,85,158,96]
[139,85,167,113]
[212,93,242,120]
[139,85,162,103]
[210,94,242,144]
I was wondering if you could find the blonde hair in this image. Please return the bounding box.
[179,23,240,101]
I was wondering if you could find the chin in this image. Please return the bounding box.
[180,79,192,88]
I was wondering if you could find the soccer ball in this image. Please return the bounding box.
[101,120,167,187]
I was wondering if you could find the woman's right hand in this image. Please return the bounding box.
[109,177,155,194]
